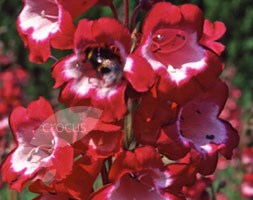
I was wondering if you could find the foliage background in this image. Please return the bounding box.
[0,0,252,199]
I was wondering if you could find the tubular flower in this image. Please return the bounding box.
[52,17,154,122]
[29,156,103,200]
[73,118,124,158]
[17,0,77,63]
[1,97,73,191]
[157,80,239,175]
[89,146,196,199]
[138,2,225,104]
[133,89,178,146]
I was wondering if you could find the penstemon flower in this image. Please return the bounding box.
[17,0,104,63]
[137,2,225,104]
[52,17,154,122]
[1,97,73,191]
[157,80,239,175]
[90,146,197,199]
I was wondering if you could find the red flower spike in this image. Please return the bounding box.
[137,2,224,104]
[17,0,76,63]
[53,18,154,122]
[157,80,239,175]
[1,97,73,191]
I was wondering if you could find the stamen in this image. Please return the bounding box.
[26,144,54,162]
[27,148,36,162]
[87,50,93,60]
[129,173,137,178]
[40,10,58,20]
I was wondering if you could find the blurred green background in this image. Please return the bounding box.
[0,0,252,199]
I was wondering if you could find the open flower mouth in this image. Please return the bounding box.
[110,172,165,199]
[178,101,226,151]
[19,0,60,40]
[26,139,55,163]
[150,29,188,55]
[75,46,124,87]
[10,128,57,176]
[141,28,206,84]
[85,47,121,74]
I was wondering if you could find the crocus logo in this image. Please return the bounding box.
[27,105,102,183]
[40,106,102,136]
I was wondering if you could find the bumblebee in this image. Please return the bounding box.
[85,47,123,86]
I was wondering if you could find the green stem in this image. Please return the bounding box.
[10,190,17,200]
[101,161,109,185]
[210,183,216,200]
[124,99,134,149]
[108,1,118,19]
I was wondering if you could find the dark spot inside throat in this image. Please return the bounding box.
[206,134,215,140]
[195,110,201,114]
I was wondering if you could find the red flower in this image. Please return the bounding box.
[61,0,99,19]
[183,176,212,200]
[137,2,225,104]
[241,174,253,198]
[89,146,196,199]
[1,97,73,191]
[199,19,226,56]
[133,89,178,145]
[29,155,103,200]
[17,0,76,63]
[242,146,253,166]
[157,80,239,175]
[73,119,124,158]
[52,18,154,122]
